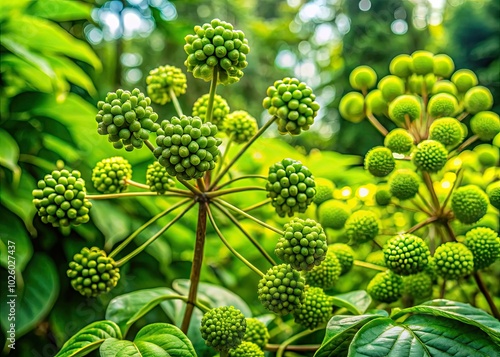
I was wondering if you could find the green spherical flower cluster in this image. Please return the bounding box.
[91,157,132,193]
[365,250,387,267]
[389,54,413,78]
[383,234,430,275]
[412,140,448,172]
[429,117,464,149]
[408,73,436,95]
[349,65,377,90]
[378,75,405,102]
[365,89,387,116]
[384,128,414,154]
[318,200,351,229]
[265,158,316,217]
[433,242,474,279]
[451,69,478,93]
[67,247,120,297]
[410,50,434,75]
[184,18,249,84]
[403,272,433,300]
[451,185,489,224]
[146,65,187,105]
[433,54,455,78]
[432,80,458,96]
[486,181,500,209]
[192,93,230,128]
[474,144,499,167]
[263,77,320,135]
[243,318,269,349]
[367,270,403,303]
[464,86,493,114]
[388,95,421,124]
[200,306,246,352]
[470,111,500,141]
[313,178,335,206]
[464,227,500,270]
[224,110,258,144]
[257,264,305,315]
[146,161,175,194]
[389,169,420,200]
[305,249,342,289]
[375,186,392,206]
[329,243,355,275]
[276,218,328,271]
[96,88,159,151]
[153,115,222,180]
[427,93,458,118]
[32,169,92,227]
[339,92,365,123]
[293,286,332,329]
[364,146,395,177]
[229,342,264,357]
[345,210,380,243]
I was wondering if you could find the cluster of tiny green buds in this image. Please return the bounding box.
[365,89,387,116]
[265,158,316,217]
[293,286,332,329]
[146,161,176,194]
[349,65,377,91]
[257,263,305,315]
[96,88,159,151]
[486,181,500,209]
[364,146,395,177]
[409,50,434,75]
[339,92,365,123]
[91,157,132,193]
[229,342,264,357]
[192,93,230,128]
[383,234,430,275]
[384,128,414,154]
[345,210,380,244]
[451,185,489,224]
[429,117,464,149]
[243,318,269,350]
[184,18,249,84]
[224,110,258,144]
[275,218,328,271]
[427,93,458,118]
[146,65,187,105]
[433,242,474,279]
[375,186,392,206]
[367,270,403,303]
[432,53,455,78]
[412,140,448,172]
[313,178,335,206]
[329,243,355,275]
[403,272,433,300]
[389,169,420,200]
[432,80,458,96]
[263,77,320,135]
[67,247,120,297]
[464,227,500,270]
[389,54,413,78]
[153,115,222,180]
[318,199,351,229]
[378,75,405,102]
[388,95,421,125]
[32,169,92,227]
[200,306,246,352]
[305,249,342,289]
[470,111,500,141]
[464,86,493,114]
[451,69,477,93]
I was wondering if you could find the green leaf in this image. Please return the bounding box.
[105,287,179,335]
[330,290,372,315]
[26,0,92,21]
[0,253,59,338]
[0,211,33,272]
[46,55,97,96]
[55,320,122,357]
[100,323,196,357]
[1,54,53,93]
[314,313,387,357]
[393,299,500,344]
[0,129,21,185]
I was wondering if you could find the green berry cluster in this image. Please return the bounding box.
[224,110,258,144]
[305,249,342,289]
[67,247,120,297]
[275,218,328,271]
[365,250,387,267]
[486,181,500,209]
[192,93,230,128]
[243,318,269,349]
[293,286,332,329]
[345,210,380,243]
[375,186,392,206]
[257,264,305,315]
[146,65,187,105]
[91,156,132,193]
[32,169,92,227]
[367,270,403,303]
[364,147,395,177]
[389,169,420,200]
[403,272,433,300]
[384,128,414,154]
[383,234,430,275]
[265,158,316,217]
[146,161,176,194]
[229,342,264,357]
[313,178,335,205]
[153,115,222,180]
[433,242,474,279]
[184,18,249,84]
[263,77,320,135]
[329,243,355,275]
[470,111,500,141]
[318,200,351,229]
[200,306,246,352]
[429,117,464,149]
[464,227,500,270]
[412,140,448,172]
[96,88,159,151]
[451,185,489,224]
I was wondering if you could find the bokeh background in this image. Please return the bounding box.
[1,0,499,356]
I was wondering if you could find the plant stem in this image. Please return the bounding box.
[406,216,438,234]
[440,279,447,298]
[457,112,469,121]
[443,221,457,242]
[220,351,229,357]
[367,113,389,136]
[169,88,183,117]
[275,326,323,357]
[265,344,320,353]
[206,204,265,277]
[109,198,192,258]
[178,178,204,196]
[115,201,195,266]
[455,134,479,153]
[197,177,206,192]
[214,198,282,235]
[422,171,440,211]
[125,179,150,190]
[440,168,463,214]
[473,271,500,319]
[212,200,277,266]
[181,201,208,334]
[354,260,387,272]
[205,67,218,123]
[241,198,272,213]
[86,192,186,200]
[215,174,268,190]
[215,135,233,177]
[209,116,277,190]
[411,197,434,216]
[144,139,156,153]
[205,186,267,198]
